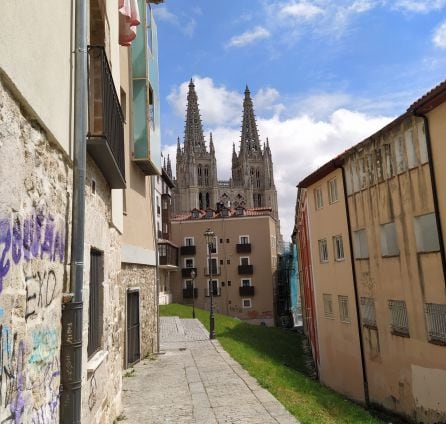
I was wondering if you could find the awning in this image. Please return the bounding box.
[119,0,141,46]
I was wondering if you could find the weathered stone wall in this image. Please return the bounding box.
[81,156,123,423]
[0,74,70,422]
[120,263,158,362]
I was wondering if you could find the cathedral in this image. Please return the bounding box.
[172,79,280,233]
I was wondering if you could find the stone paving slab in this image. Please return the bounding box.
[122,317,298,423]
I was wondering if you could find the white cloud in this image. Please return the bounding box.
[167,76,243,127]
[164,77,393,240]
[393,0,446,13]
[226,26,271,48]
[279,2,324,20]
[433,20,446,48]
[154,6,196,37]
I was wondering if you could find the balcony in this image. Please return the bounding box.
[239,286,255,296]
[180,245,196,255]
[204,267,220,277]
[182,288,198,299]
[238,264,254,275]
[158,242,179,269]
[181,268,197,278]
[236,243,251,253]
[87,46,125,189]
[205,288,221,297]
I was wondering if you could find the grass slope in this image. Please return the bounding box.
[160,303,384,424]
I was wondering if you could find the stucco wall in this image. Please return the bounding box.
[0,74,70,423]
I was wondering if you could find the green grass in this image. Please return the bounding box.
[160,303,384,424]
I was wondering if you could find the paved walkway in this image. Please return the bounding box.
[122,317,298,424]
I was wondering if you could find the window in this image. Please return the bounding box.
[241,279,251,287]
[226,238,230,243]
[235,207,244,216]
[207,258,218,275]
[338,296,350,323]
[184,258,194,268]
[380,222,399,256]
[242,299,252,308]
[240,235,250,244]
[184,237,194,246]
[333,235,344,261]
[395,136,407,174]
[88,249,104,358]
[184,279,193,289]
[220,208,229,218]
[318,239,328,263]
[328,178,338,204]
[425,303,446,344]
[207,279,220,296]
[228,281,231,286]
[207,237,217,254]
[405,129,417,169]
[227,259,230,265]
[323,294,334,319]
[156,196,160,215]
[148,84,155,130]
[414,213,440,253]
[314,187,323,210]
[240,257,250,266]
[360,297,376,328]
[191,210,200,219]
[205,209,213,219]
[353,229,369,259]
[162,200,168,210]
[388,300,409,337]
[158,244,167,257]
[91,179,96,196]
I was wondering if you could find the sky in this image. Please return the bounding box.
[154,0,446,241]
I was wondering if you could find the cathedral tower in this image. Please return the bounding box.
[174,80,219,213]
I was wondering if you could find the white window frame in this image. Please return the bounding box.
[314,187,323,210]
[323,294,334,319]
[206,236,218,255]
[333,235,345,261]
[338,295,350,323]
[239,235,250,244]
[318,239,328,263]
[207,257,219,275]
[184,257,195,268]
[242,298,252,309]
[240,278,252,287]
[240,256,250,266]
[207,279,220,296]
[328,178,338,204]
[183,279,193,289]
[184,236,194,246]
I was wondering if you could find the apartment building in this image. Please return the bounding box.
[0,0,162,422]
[171,207,278,325]
[297,166,365,402]
[296,80,446,422]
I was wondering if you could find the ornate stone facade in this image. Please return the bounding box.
[173,82,280,234]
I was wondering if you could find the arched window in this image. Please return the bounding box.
[197,165,203,186]
[258,194,262,206]
[206,192,210,208]
[256,169,261,188]
[204,166,209,185]
[199,193,203,209]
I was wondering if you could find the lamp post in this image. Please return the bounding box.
[190,269,196,319]
[204,228,216,339]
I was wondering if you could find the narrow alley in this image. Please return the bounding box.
[122,317,297,424]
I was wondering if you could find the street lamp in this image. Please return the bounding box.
[190,269,196,319]
[204,228,216,339]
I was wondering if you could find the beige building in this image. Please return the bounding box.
[297,80,446,423]
[298,166,366,403]
[0,0,162,422]
[171,207,278,325]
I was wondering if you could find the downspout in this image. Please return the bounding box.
[412,112,446,287]
[60,0,87,422]
[151,176,161,352]
[339,165,370,406]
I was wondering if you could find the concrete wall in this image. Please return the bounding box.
[0,72,70,423]
[344,115,446,423]
[171,214,277,325]
[306,168,365,402]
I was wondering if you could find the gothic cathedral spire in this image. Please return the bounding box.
[184,79,206,153]
[240,85,261,154]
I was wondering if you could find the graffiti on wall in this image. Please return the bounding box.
[0,212,66,293]
[0,209,65,423]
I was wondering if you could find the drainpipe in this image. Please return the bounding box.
[60,0,87,422]
[151,176,161,352]
[339,165,370,406]
[412,113,446,287]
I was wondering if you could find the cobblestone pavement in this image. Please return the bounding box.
[122,317,298,424]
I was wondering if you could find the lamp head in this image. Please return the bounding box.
[190,269,196,279]
[204,228,215,245]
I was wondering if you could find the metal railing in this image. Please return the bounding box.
[87,45,125,178]
[425,303,446,344]
[388,300,409,336]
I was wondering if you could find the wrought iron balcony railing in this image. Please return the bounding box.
[239,286,255,296]
[87,45,125,188]
[236,243,251,253]
[180,245,196,255]
[238,264,254,275]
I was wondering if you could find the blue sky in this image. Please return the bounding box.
[154,0,446,239]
